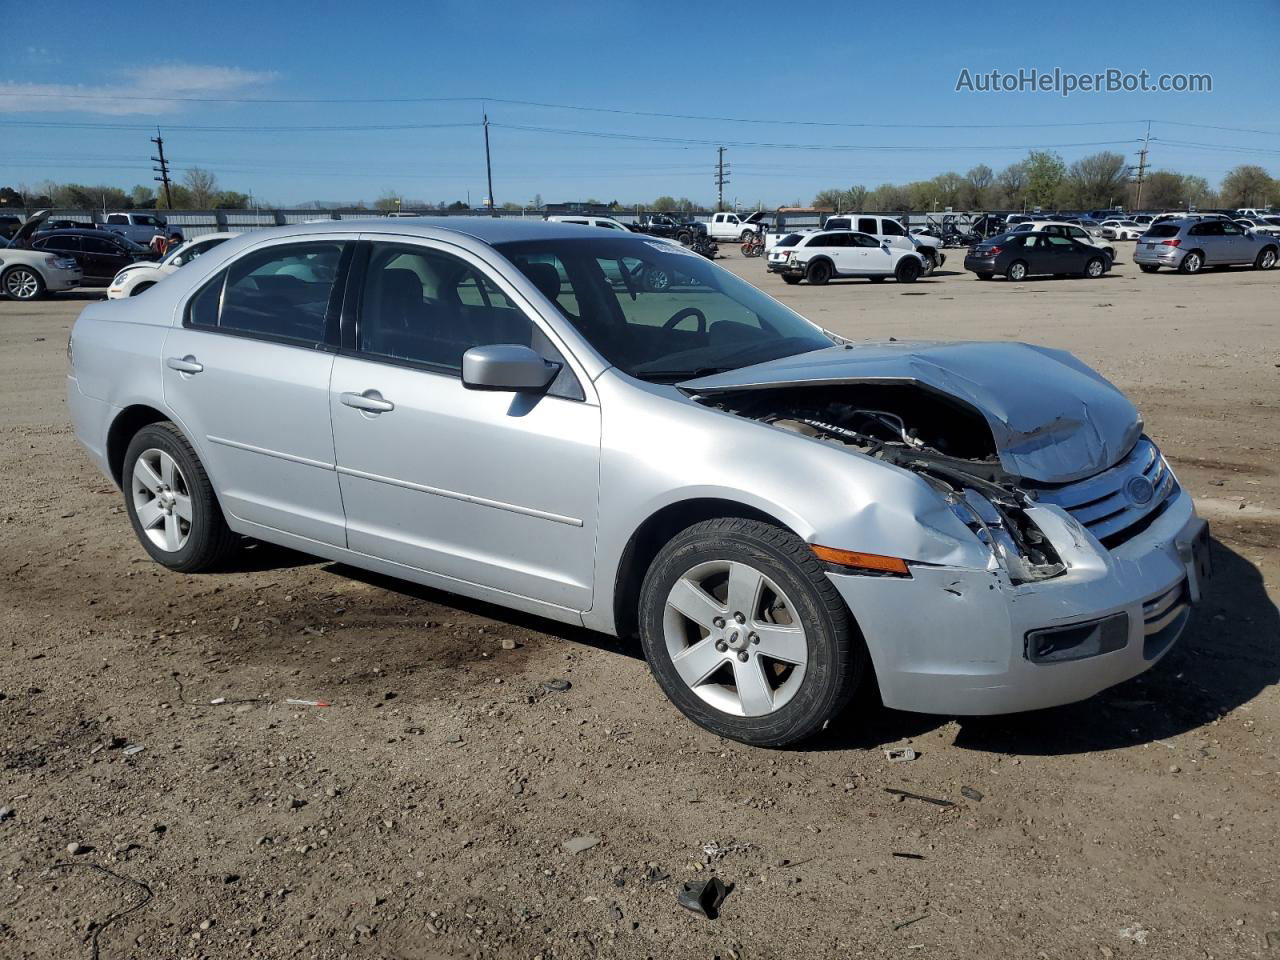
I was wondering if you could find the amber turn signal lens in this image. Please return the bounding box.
[810,545,911,576]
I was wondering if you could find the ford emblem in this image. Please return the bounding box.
[1125,475,1156,506]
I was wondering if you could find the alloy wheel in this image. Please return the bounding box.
[1008,262,1027,281]
[662,559,808,717]
[4,268,39,300]
[131,448,193,553]
[1087,259,1104,277]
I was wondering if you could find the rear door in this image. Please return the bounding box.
[161,237,351,546]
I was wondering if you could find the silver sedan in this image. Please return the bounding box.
[68,219,1210,746]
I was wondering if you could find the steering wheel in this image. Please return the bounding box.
[663,306,707,334]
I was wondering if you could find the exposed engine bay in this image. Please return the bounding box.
[696,383,1068,582]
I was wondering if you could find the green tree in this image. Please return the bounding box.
[1064,151,1128,208]
[652,195,678,212]
[213,191,250,209]
[995,162,1028,209]
[374,191,402,212]
[1023,151,1066,208]
[1220,164,1275,207]
[130,184,156,209]
[964,164,994,208]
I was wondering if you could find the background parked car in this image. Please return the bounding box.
[773,230,925,285]
[544,215,633,234]
[964,231,1111,281]
[1133,218,1279,274]
[102,211,180,246]
[705,211,765,242]
[0,234,83,300]
[1009,221,1117,261]
[1100,219,1144,240]
[821,214,946,275]
[107,231,239,299]
[29,229,157,286]
[1233,217,1280,238]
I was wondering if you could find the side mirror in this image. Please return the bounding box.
[462,344,559,392]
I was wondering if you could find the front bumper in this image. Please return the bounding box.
[46,265,83,292]
[828,487,1208,715]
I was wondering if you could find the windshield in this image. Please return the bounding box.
[116,235,150,253]
[494,236,832,382]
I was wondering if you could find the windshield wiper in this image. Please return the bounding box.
[633,366,729,383]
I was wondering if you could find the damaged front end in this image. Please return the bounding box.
[692,381,1068,583]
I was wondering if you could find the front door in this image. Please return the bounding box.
[162,237,350,546]
[851,233,895,273]
[81,235,128,283]
[329,239,601,613]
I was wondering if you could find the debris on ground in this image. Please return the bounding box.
[122,744,144,756]
[284,698,332,708]
[66,842,90,856]
[676,876,731,919]
[885,788,954,807]
[884,747,917,763]
[538,679,572,695]
[960,786,984,802]
[561,835,600,854]
[0,806,13,822]
[893,913,929,931]
[51,862,154,960]
[892,852,926,860]
[1118,924,1150,945]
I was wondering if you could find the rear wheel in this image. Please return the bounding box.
[2,266,45,301]
[975,272,992,281]
[644,266,672,291]
[1139,264,1159,273]
[805,259,832,285]
[123,422,238,573]
[739,230,754,242]
[781,275,801,285]
[1179,251,1203,274]
[1255,247,1277,270]
[869,276,886,283]
[1006,260,1028,281]
[895,258,921,283]
[638,518,866,747]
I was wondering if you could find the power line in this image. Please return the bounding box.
[0,119,481,133]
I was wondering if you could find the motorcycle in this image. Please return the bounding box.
[688,234,719,259]
[740,232,765,258]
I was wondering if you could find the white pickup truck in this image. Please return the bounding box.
[704,211,766,241]
[101,212,177,246]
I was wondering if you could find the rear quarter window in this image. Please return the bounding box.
[1145,225,1180,238]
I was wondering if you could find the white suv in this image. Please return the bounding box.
[821,215,945,275]
[769,230,926,285]
[544,216,633,233]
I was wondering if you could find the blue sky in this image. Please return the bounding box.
[2,0,1277,207]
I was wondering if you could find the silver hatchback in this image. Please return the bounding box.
[1134,218,1279,274]
[69,219,1210,746]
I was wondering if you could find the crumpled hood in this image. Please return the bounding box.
[681,340,1143,484]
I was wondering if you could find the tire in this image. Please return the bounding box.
[1006,260,1028,281]
[739,230,754,243]
[1255,247,1277,270]
[869,276,886,283]
[895,258,921,283]
[805,259,832,285]
[644,266,672,291]
[975,272,992,280]
[122,421,238,573]
[1139,264,1159,273]
[2,266,45,301]
[918,252,937,276]
[638,517,866,747]
[129,281,155,296]
[781,275,801,285]
[1084,257,1105,278]
[1178,251,1203,274]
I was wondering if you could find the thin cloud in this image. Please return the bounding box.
[0,64,276,115]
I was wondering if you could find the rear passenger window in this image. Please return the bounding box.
[358,244,544,373]
[185,241,343,344]
[857,218,878,234]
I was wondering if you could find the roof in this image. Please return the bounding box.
[252,216,614,244]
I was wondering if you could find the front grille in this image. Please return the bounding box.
[1142,579,1190,659]
[1034,437,1177,549]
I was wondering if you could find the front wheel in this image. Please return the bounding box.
[638,518,866,747]
[1255,247,1277,270]
[1084,257,1106,278]
[2,266,45,301]
[918,252,936,276]
[130,281,155,296]
[123,422,238,572]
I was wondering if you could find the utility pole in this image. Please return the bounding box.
[1131,121,1151,209]
[151,130,173,209]
[715,147,730,211]
[483,112,496,216]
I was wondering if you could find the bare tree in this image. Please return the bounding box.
[964,164,994,208]
[182,168,219,208]
[1220,165,1276,207]
[1064,152,1129,208]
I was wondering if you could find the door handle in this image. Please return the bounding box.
[166,355,203,374]
[340,390,394,414]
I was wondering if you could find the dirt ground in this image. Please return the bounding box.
[2,246,1278,960]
